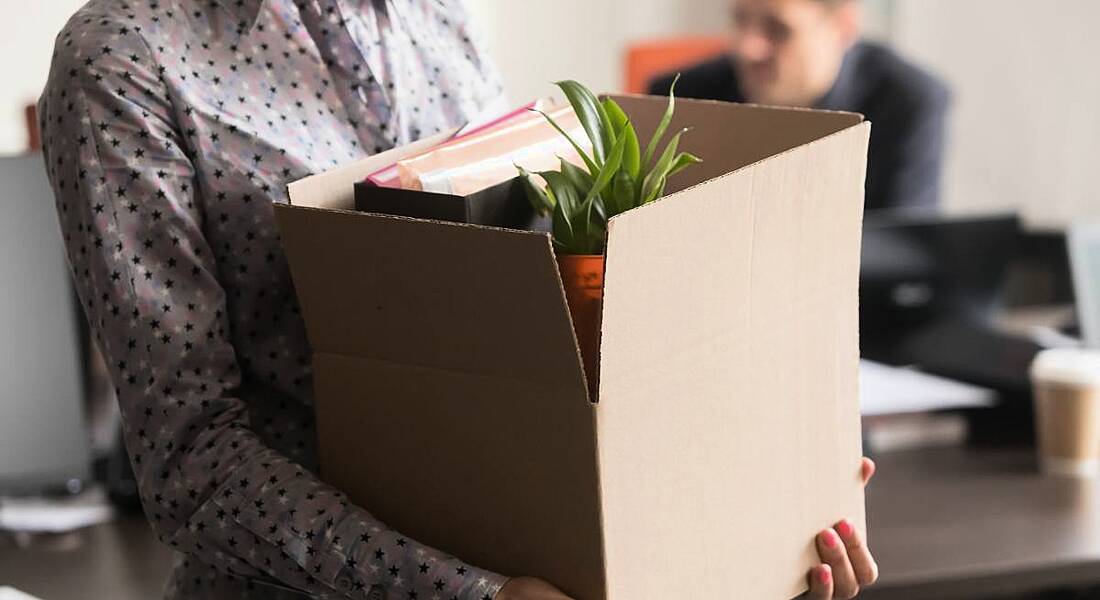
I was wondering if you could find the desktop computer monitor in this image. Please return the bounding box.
[859,213,1022,365]
[0,154,90,494]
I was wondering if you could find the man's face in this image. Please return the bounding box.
[730,0,859,107]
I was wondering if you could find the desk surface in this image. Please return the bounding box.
[863,446,1100,599]
[0,513,172,600]
[3,447,1100,600]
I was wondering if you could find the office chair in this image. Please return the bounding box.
[623,35,730,94]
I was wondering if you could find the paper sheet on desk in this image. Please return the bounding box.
[0,488,114,533]
[860,360,996,416]
[0,588,43,600]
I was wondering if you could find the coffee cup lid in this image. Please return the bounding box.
[1030,348,1100,387]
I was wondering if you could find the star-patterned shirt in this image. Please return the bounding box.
[38,1,509,598]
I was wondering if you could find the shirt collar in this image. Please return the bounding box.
[213,0,266,31]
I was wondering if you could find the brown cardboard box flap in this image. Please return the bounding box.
[612,94,864,194]
[596,122,870,598]
[274,207,587,390]
[311,352,605,597]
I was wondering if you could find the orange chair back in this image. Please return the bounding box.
[624,36,730,94]
[26,104,41,151]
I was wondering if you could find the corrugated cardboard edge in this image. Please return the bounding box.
[595,120,871,599]
[609,119,869,225]
[611,92,867,120]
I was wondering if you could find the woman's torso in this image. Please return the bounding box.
[61,0,501,596]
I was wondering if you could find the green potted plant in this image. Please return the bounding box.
[518,77,701,395]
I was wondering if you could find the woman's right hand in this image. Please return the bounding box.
[496,577,574,600]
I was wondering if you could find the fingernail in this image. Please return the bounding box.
[819,567,833,586]
[822,530,839,549]
[837,519,855,538]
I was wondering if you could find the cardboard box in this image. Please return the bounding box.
[275,95,870,599]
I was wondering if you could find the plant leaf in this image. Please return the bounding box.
[569,192,606,255]
[556,80,612,164]
[583,124,628,206]
[603,98,641,179]
[551,179,580,253]
[579,195,595,253]
[533,109,599,175]
[602,97,628,132]
[600,96,626,150]
[590,191,608,222]
[668,152,703,178]
[621,123,641,180]
[646,174,669,205]
[540,170,578,212]
[535,77,700,253]
[643,73,680,168]
[552,199,573,253]
[516,166,555,216]
[544,171,596,253]
[584,208,607,254]
[641,128,687,204]
[608,169,636,217]
[559,157,593,197]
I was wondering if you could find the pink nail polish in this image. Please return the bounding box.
[819,568,832,586]
[837,520,855,538]
[822,530,839,549]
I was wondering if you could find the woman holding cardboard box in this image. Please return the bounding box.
[37,0,877,598]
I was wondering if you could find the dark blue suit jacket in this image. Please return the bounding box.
[649,42,950,212]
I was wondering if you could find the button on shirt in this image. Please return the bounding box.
[38,1,507,598]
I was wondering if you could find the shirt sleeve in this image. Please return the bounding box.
[38,17,506,600]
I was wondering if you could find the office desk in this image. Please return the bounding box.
[862,446,1100,599]
[0,513,172,600]
[3,447,1099,600]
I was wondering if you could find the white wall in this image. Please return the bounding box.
[464,0,731,103]
[891,0,1100,229]
[0,0,87,155]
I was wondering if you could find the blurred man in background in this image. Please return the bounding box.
[650,0,950,211]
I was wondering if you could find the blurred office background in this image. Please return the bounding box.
[3,1,1100,599]
[465,0,1100,229]
[7,1,1099,225]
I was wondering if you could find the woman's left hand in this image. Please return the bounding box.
[805,458,879,599]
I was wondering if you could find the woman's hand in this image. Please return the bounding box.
[805,458,879,599]
[501,459,877,600]
[496,577,574,600]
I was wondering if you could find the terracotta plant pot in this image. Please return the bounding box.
[556,254,605,398]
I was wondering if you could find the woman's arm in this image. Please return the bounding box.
[39,14,504,600]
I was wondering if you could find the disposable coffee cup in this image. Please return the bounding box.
[1030,348,1100,477]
